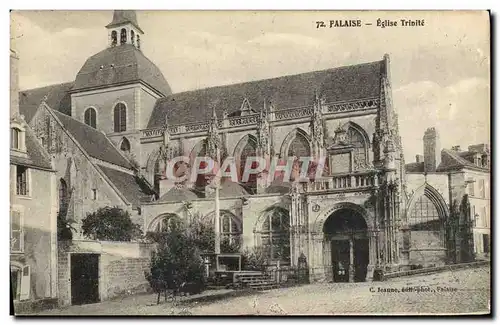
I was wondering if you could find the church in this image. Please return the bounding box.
[12,10,490,307]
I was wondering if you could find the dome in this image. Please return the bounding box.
[72,44,172,97]
[159,187,199,203]
[206,180,249,198]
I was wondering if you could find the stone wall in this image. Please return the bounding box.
[10,166,58,301]
[57,240,154,306]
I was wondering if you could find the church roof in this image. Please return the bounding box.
[52,110,133,169]
[106,10,144,33]
[159,186,199,203]
[205,180,249,198]
[72,44,171,96]
[19,82,73,123]
[99,165,155,208]
[147,60,383,128]
[10,124,53,171]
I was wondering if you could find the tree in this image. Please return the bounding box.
[145,218,205,304]
[81,206,142,241]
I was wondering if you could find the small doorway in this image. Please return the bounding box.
[71,254,100,305]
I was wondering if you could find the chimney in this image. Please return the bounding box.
[10,49,19,117]
[452,145,461,152]
[423,127,441,172]
[415,154,424,163]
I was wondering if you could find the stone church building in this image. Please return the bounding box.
[15,10,489,304]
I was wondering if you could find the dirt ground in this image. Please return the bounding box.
[34,265,490,316]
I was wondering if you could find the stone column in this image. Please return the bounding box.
[348,238,355,283]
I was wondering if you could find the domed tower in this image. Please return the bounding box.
[69,10,172,163]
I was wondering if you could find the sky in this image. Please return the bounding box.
[10,10,490,161]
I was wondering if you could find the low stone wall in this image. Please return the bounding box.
[13,298,59,315]
[103,256,151,300]
[383,260,490,280]
[58,240,154,306]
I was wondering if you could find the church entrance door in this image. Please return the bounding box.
[324,207,369,282]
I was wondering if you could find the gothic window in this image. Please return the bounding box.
[194,142,209,191]
[59,179,68,217]
[16,166,29,196]
[113,103,127,132]
[120,28,127,44]
[84,107,97,128]
[11,128,20,149]
[111,30,117,46]
[409,195,441,231]
[257,207,290,263]
[347,127,367,170]
[221,211,241,245]
[131,30,135,45]
[287,133,311,158]
[152,213,182,233]
[239,138,257,190]
[120,137,131,153]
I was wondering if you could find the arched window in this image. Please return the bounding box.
[120,28,127,44]
[137,35,141,49]
[347,127,367,170]
[59,179,68,217]
[113,103,127,132]
[152,213,182,233]
[111,30,117,46]
[287,133,311,158]
[84,107,96,128]
[193,142,209,191]
[131,30,135,45]
[205,210,242,246]
[11,128,20,149]
[257,207,290,263]
[409,193,445,249]
[120,137,131,153]
[239,138,257,191]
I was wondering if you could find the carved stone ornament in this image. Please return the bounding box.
[312,203,320,212]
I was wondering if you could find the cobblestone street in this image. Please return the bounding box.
[36,266,490,316]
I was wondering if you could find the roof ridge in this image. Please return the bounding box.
[161,59,383,98]
[20,81,74,93]
[51,110,134,169]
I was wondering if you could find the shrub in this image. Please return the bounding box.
[145,219,205,303]
[81,206,142,241]
[241,246,268,271]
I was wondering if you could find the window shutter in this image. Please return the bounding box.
[20,265,30,301]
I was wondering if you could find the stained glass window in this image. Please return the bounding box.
[258,207,290,262]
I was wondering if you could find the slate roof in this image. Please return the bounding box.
[205,180,249,198]
[73,44,171,96]
[19,82,73,123]
[99,165,155,208]
[52,110,132,169]
[405,162,424,173]
[436,149,488,172]
[147,60,383,128]
[159,187,199,203]
[10,125,53,170]
[106,10,143,33]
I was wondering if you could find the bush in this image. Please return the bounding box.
[145,219,205,303]
[241,246,268,271]
[81,206,142,241]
